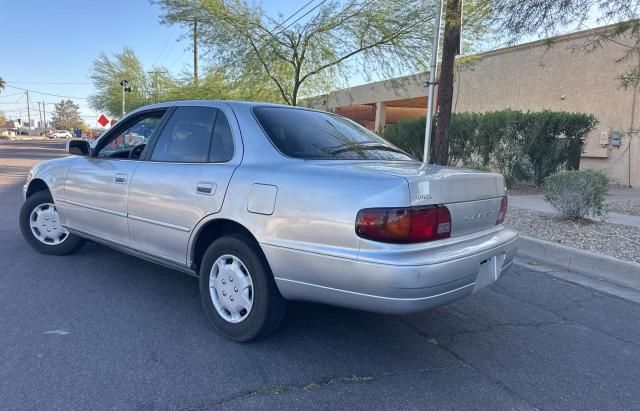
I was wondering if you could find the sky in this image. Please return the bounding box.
[0,0,610,127]
[0,0,301,125]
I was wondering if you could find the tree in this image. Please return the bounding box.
[422,0,491,164]
[88,45,284,115]
[0,77,5,94]
[51,100,84,130]
[432,0,462,165]
[89,48,153,117]
[165,69,282,102]
[153,0,435,106]
[0,111,6,127]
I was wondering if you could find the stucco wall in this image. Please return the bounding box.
[453,32,638,186]
[304,24,640,186]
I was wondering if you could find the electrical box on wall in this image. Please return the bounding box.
[610,132,622,147]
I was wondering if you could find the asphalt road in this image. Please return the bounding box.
[2,139,640,410]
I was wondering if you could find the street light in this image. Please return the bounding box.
[120,79,132,116]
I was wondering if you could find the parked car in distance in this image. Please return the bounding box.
[20,101,518,341]
[48,130,72,139]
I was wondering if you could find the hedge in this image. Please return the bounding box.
[382,110,598,187]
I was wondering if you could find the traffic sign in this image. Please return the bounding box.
[97,114,109,127]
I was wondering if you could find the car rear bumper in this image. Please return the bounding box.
[263,227,519,314]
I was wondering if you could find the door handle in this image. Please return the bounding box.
[114,173,128,184]
[196,182,216,195]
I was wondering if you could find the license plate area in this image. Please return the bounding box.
[473,253,506,292]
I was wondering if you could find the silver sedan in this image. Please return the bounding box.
[20,101,518,341]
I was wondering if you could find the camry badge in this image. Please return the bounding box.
[464,209,496,222]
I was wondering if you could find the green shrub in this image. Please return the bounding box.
[382,117,426,160]
[520,111,598,185]
[543,170,609,220]
[448,112,480,166]
[382,110,598,187]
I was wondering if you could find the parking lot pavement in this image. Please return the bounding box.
[2,140,640,410]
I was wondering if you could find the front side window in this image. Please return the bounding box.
[150,107,218,163]
[253,107,413,161]
[96,111,165,159]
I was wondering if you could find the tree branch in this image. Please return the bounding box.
[246,37,291,104]
[299,29,411,84]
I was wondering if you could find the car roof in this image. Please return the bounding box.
[128,100,327,115]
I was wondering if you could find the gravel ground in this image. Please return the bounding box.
[506,207,640,263]
[607,200,640,217]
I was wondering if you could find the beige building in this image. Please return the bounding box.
[304,23,639,187]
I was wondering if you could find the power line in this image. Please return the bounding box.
[0,92,25,98]
[0,100,26,104]
[157,28,181,67]
[174,0,325,76]
[152,26,178,67]
[7,81,92,85]
[209,0,327,74]
[271,0,317,31]
[5,84,89,100]
[279,0,329,32]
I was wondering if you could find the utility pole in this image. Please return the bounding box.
[423,0,444,163]
[37,102,43,136]
[154,70,158,103]
[26,91,32,136]
[193,20,199,85]
[42,101,47,134]
[147,70,167,103]
[149,70,157,103]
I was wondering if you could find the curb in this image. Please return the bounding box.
[517,235,640,289]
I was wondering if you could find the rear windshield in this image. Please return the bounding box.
[253,107,414,161]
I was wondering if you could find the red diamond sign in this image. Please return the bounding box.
[97,114,109,127]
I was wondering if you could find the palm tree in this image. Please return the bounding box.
[0,77,5,93]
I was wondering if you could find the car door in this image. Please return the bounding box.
[127,104,241,265]
[62,109,168,246]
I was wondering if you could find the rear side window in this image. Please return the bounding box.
[253,107,413,161]
[151,107,220,163]
[209,111,234,162]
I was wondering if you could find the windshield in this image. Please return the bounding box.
[253,107,414,161]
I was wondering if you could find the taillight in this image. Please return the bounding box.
[356,206,451,243]
[496,196,508,225]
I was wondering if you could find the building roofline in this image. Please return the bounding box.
[302,19,635,103]
[470,19,635,60]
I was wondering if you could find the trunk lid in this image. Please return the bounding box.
[345,161,505,204]
[312,160,506,237]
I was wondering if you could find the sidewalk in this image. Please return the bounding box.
[508,188,640,228]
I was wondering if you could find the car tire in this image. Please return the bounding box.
[19,190,85,255]
[199,233,286,342]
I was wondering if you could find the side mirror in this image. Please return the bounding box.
[67,139,91,156]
